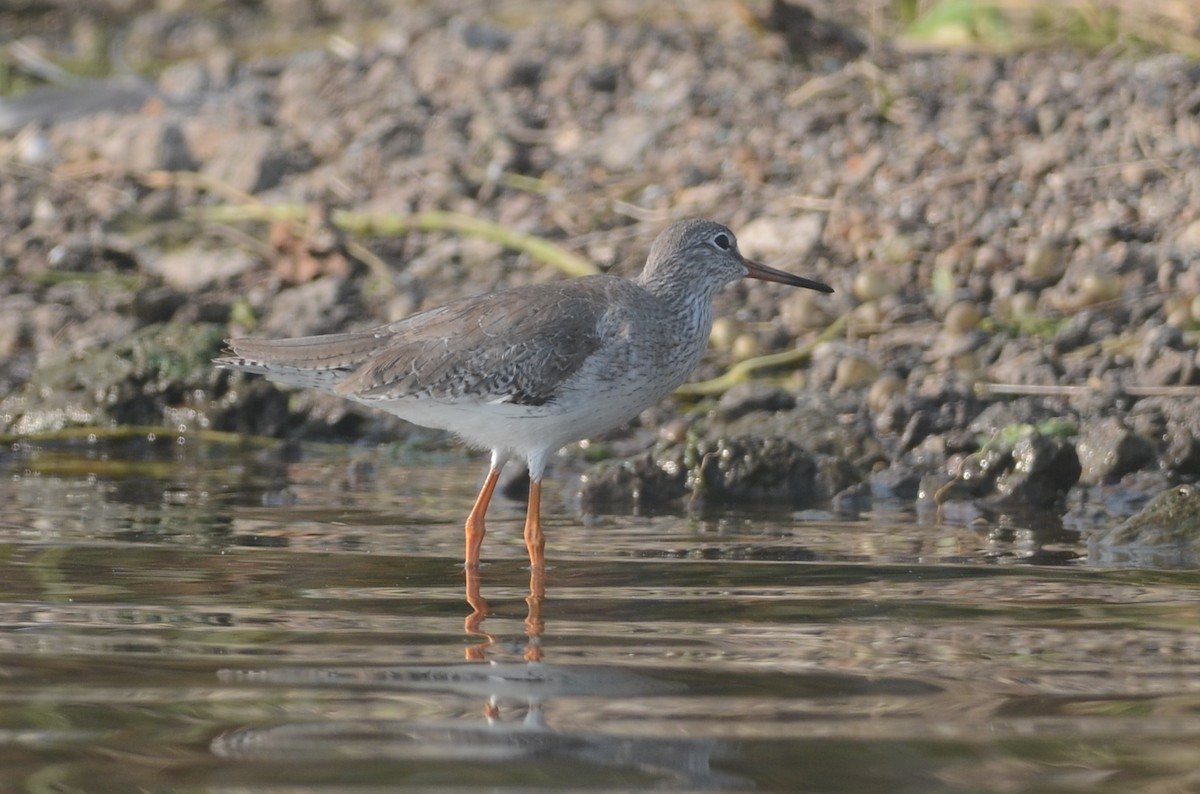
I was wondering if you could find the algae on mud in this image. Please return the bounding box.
[0,322,228,436]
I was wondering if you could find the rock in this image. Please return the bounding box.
[867,373,906,415]
[988,348,1063,387]
[132,285,189,324]
[1135,325,1196,386]
[870,463,924,500]
[778,288,832,334]
[992,431,1081,508]
[737,215,824,262]
[1022,238,1066,282]
[695,435,839,508]
[0,322,227,435]
[832,355,879,392]
[851,270,896,302]
[0,295,33,358]
[579,428,862,514]
[1173,218,1200,258]
[721,392,880,463]
[760,0,867,63]
[599,114,655,172]
[898,410,935,452]
[144,246,257,291]
[1053,310,1094,353]
[1138,348,1197,387]
[1129,397,1200,477]
[578,447,688,514]
[942,300,982,335]
[190,124,301,194]
[61,113,196,173]
[1076,418,1156,485]
[716,383,795,421]
[157,59,211,102]
[1090,484,1200,567]
[457,20,512,51]
[259,277,360,338]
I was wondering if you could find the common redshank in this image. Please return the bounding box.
[215,219,833,569]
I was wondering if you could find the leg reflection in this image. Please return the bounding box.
[524,567,545,662]
[463,565,547,664]
[463,564,549,721]
[463,567,495,662]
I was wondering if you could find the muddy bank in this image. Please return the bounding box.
[0,2,1197,552]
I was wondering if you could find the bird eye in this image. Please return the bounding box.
[713,233,732,251]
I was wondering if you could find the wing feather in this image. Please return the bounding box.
[337,280,612,406]
[218,277,621,407]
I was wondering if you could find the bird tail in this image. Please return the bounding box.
[214,331,386,391]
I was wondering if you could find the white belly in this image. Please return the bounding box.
[365,378,662,477]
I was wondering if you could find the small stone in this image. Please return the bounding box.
[0,304,26,357]
[779,289,830,335]
[1173,218,1200,258]
[1164,295,1192,328]
[709,317,739,351]
[730,333,760,363]
[951,352,981,373]
[158,59,210,102]
[1076,274,1121,307]
[59,114,196,173]
[697,435,823,507]
[833,355,879,392]
[145,247,256,291]
[717,383,795,421]
[578,449,687,514]
[1007,290,1039,320]
[1091,485,1200,565]
[599,115,654,172]
[1053,310,1094,353]
[260,277,358,338]
[973,244,1008,273]
[1023,239,1066,282]
[1076,418,1156,485]
[867,373,905,414]
[875,234,916,265]
[458,20,512,51]
[943,300,982,335]
[194,125,295,194]
[852,270,895,303]
[738,215,824,262]
[993,432,1081,509]
[1035,105,1062,135]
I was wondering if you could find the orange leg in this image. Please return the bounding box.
[465,466,502,568]
[523,479,545,570]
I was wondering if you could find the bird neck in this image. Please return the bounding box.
[625,266,720,385]
[634,261,724,305]
[647,281,716,367]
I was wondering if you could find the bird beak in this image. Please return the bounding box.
[743,258,834,293]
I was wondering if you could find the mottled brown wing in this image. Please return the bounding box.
[333,279,612,406]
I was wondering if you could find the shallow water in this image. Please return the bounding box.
[1,436,1198,792]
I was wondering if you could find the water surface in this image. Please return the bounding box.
[1,436,1197,792]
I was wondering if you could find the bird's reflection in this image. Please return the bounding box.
[464,566,543,665]
[213,563,743,788]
